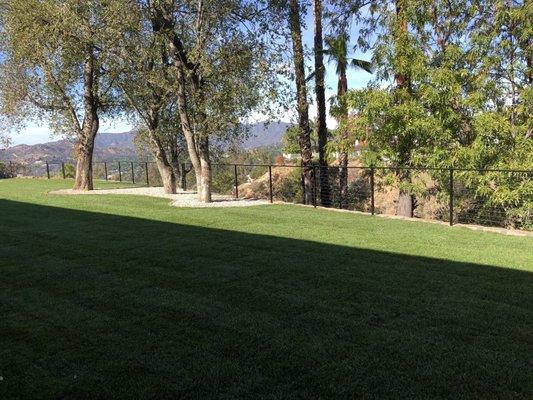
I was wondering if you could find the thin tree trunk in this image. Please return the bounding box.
[289,0,314,205]
[174,61,202,192]
[394,0,414,216]
[197,136,212,202]
[313,0,330,206]
[338,150,348,208]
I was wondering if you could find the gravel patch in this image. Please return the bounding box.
[51,186,271,208]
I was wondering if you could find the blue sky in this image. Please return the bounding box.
[10,16,373,146]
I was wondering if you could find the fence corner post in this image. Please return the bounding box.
[118,161,122,182]
[449,167,454,226]
[370,165,375,216]
[268,165,273,203]
[131,162,135,184]
[46,161,50,179]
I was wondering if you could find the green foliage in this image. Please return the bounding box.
[341,0,532,224]
[0,0,135,135]
[281,122,324,154]
[275,167,302,202]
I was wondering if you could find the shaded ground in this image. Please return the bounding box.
[1,179,532,399]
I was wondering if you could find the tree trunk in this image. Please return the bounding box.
[174,61,202,192]
[173,163,190,191]
[289,0,314,205]
[197,136,212,202]
[396,169,414,217]
[337,58,349,208]
[146,131,177,194]
[313,0,330,207]
[397,190,414,217]
[73,140,95,191]
[153,152,175,194]
[169,160,183,190]
[155,6,202,192]
[73,49,99,191]
[155,158,176,194]
[338,151,348,209]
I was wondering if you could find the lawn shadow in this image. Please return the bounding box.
[0,199,531,399]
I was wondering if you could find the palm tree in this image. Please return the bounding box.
[323,32,372,209]
[312,0,330,207]
[288,0,314,205]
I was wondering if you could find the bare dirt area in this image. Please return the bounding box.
[51,187,271,208]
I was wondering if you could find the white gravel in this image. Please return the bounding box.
[51,186,271,208]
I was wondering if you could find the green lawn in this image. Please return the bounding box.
[1,179,532,399]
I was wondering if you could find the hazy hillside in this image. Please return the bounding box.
[242,122,291,149]
[0,122,291,163]
[0,132,136,163]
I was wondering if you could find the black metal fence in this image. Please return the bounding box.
[1,160,531,231]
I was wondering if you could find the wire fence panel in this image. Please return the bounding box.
[344,167,373,213]
[1,159,531,230]
[234,164,271,200]
[211,164,235,196]
[453,170,532,230]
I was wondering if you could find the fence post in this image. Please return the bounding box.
[118,162,122,182]
[449,167,454,226]
[61,162,66,179]
[268,165,273,203]
[131,162,135,184]
[104,162,108,181]
[46,162,50,179]
[9,161,13,176]
[145,162,149,186]
[234,164,238,198]
[370,165,375,216]
[313,165,318,208]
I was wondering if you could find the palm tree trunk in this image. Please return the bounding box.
[313,0,330,206]
[289,0,314,205]
[337,57,350,208]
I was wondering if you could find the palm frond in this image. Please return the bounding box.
[350,58,373,74]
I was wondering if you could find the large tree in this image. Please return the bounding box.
[115,1,187,194]
[149,0,283,202]
[0,0,133,190]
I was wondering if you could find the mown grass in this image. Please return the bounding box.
[1,179,532,399]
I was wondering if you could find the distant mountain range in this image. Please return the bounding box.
[0,122,291,163]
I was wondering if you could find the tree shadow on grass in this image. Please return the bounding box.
[0,199,531,400]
